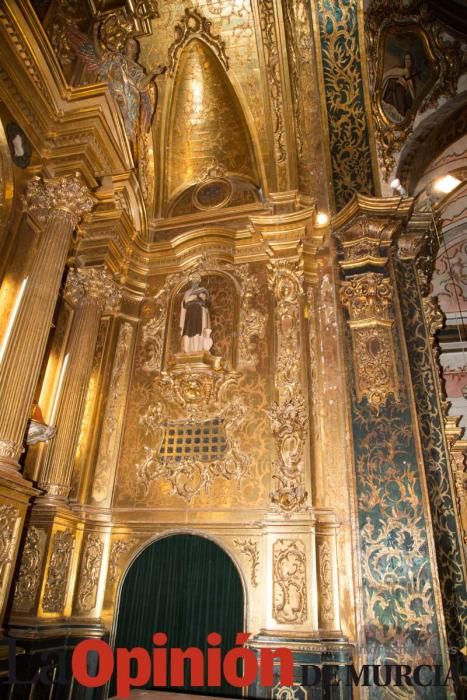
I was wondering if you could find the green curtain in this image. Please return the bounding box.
[111,534,244,696]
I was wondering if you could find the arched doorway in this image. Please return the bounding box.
[112,533,244,696]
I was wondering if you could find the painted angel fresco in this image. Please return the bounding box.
[67,24,166,148]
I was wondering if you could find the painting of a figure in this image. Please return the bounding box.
[380,27,434,124]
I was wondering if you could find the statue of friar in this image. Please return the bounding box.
[179,275,213,353]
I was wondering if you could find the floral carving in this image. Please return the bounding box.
[108,538,139,584]
[76,534,104,613]
[25,174,95,227]
[234,539,259,587]
[64,266,121,312]
[273,539,307,624]
[258,0,287,185]
[268,259,308,513]
[14,527,47,613]
[340,272,399,411]
[0,505,19,594]
[318,541,333,623]
[42,529,75,614]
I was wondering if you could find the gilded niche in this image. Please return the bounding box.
[273,539,307,624]
[115,258,270,509]
[165,20,260,215]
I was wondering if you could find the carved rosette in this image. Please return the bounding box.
[0,504,19,595]
[234,539,259,587]
[64,266,121,313]
[268,259,308,514]
[273,539,307,624]
[340,272,399,411]
[13,526,47,613]
[42,529,75,614]
[25,174,95,227]
[76,534,104,614]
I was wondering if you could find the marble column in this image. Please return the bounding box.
[38,267,120,502]
[0,175,94,475]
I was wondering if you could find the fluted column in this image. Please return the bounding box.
[0,175,94,474]
[38,267,120,501]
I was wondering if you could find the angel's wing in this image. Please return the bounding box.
[140,85,156,134]
[65,26,102,73]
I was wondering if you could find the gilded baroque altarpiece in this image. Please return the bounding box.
[0,0,465,697]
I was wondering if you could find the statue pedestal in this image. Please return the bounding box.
[169,351,223,372]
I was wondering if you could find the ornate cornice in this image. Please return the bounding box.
[64,266,121,312]
[25,174,95,227]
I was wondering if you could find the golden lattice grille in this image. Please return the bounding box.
[159,419,227,461]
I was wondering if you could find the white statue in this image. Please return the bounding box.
[179,275,213,353]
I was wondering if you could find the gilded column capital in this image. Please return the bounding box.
[340,273,393,323]
[64,267,121,313]
[24,174,95,227]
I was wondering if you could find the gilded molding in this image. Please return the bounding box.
[92,322,134,504]
[42,529,75,614]
[25,175,95,227]
[76,534,104,614]
[272,539,307,624]
[257,0,287,186]
[64,267,121,312]
[233,539,259,587]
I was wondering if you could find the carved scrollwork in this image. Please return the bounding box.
[0,504,19,595]
[268,259,308,514]
[76,534,104,614]
[136,374,250,502]
[13,526,47,613]
[168,9,229,74]
[234,539,259,587]
[273,539,307,624]
[318,541,334,623]
[258,0,287,183]
[92,322,134,504]
[340,272,399,411]
[108,538,140,585]
[42,529,75,614]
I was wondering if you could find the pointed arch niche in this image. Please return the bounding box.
[161,11,262,218]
